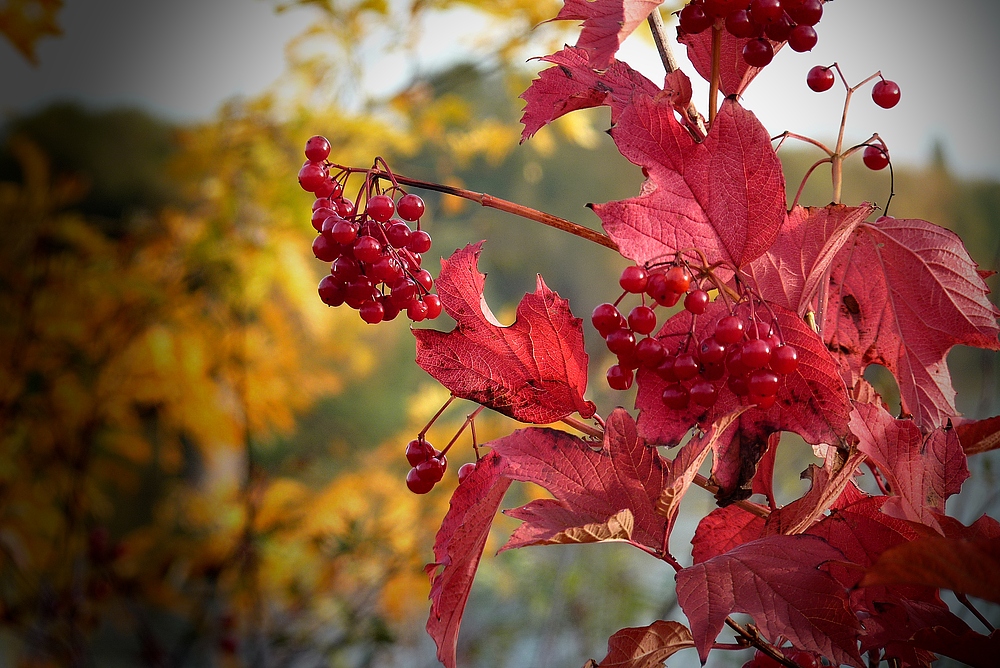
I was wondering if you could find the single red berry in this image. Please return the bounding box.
[749,369,780,396]
[312,207,335,232]
[345,276,376,307]
[335,197,355,218]
[318,275,344,307]
[619,265,648,293]
[366,194,395,222]
[647,274,681,307]
[656,355,677,382]
[407,299,429,322]
[607,364,634,391]
[684,289,710,314]
[770,344,799,374]
[304,135,332,162]
[764,12,795,41]
[381,296,401,321]
[331,256,360,283]
[406,467,435,494]
[312,198,332,212]
[663,266,691,294]
[786,0,822,25]
[353,235,383,264]
[396,193,425,221]
[726,344,749,376]
[751,393,777,409]
[405,438,435,466]
[679,2,713,34]
[751,650,784,668]
[414,269,434,292]
[673,353,700,381]
[370,255,402,284]
[662,384,690,410]
[715,315,744,344]
[742,38,774,67]
[457,462,476,484]
[728,373,750,396]
[863,145,889,170]
[606,328,637,356]
[423,294,443,319]
[786,650,820,668]
[359,300,385,324]
[627,305,657,335]
[749,0,783,24]
[698,336,727,364]
[702,361,726,381]
[725,9,759,38]
[416,456,447,483]
[807,65,835,92]
[592,303,626,337]
[690,380,718,407]
[705,0,742,17]
[313,178,336,199]
[312,234,339,262]
[788,24,818,51]
[408,229,433,254]
[617,347,641,371]
[741,338,772,369]
[872,79,901,108]
[298,162,328,192]
[330,219,358,245]
[636,337,666,368]
[390,278,418,306]
[385,220,412,248]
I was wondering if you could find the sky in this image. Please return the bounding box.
[2,0,999,179]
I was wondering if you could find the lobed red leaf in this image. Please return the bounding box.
[553,0,663,69]
[594,620,695,668]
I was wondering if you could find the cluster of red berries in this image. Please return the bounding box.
[806,66,900,111]
[404,437,478,494]
[594,264,799,411]
[298,135,441,324]
[678,0,826,66]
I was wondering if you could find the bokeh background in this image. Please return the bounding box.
[1,1,998,666]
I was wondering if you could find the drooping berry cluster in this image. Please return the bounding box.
[593,261,799,411]
[404,437,449,494]
[298,136,441,324]
[678,0,826,67]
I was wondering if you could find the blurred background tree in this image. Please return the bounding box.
[1,1,998,667]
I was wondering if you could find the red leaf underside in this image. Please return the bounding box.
[595,620,695,668]
[553,0,663,69]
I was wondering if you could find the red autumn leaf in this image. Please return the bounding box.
[675,534,863,667]
[498,408,669,556]
[678,28,785,97]
[955,414,1000,455]
[690,504,765,564]
[594,620,695,668]
[851,403,969,532]
[912,626,1000,668]
[825,216,1000,430]
[426,451,512,668]
[519,46,660,142]
[414,242,595,424]
[762,449,866,537]
[552,0,662,69]
[635,301,851,502]
[860,535,1000,604]
[750,433,780,509]
[747,204,876,316]
[592,96,785,270]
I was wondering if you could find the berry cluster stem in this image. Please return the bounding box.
[708,26,722,126]
[725,618,800,668]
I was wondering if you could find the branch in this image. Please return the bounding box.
[725,618,799,668]
[646,10,706,137]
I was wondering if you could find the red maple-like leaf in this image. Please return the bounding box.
[851,403,969,532]
[675,534,863,667]
[519,46,659,142]
[955,414,1000,455]
[414,242,595,424]
[426,451,512,668]
[593,620,695,667]
[552,0,662,69]
[592,96,785,269]
[750,433,780,509]
[498,409,669,557]
[635,301,852,502]
[690,503,765,564]
[678,28,785,97]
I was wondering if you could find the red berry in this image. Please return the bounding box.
[318,275,344,307]
[312,207,335,232]
[751,393,777,409]
[715,315,744,344]
[619,265,648,293]
[366,194,395,222]
[330,219,358,245]
[656,355,677,382]
[359,300,384,324]
[423,294,443,319]
[662,384,690,410]
[381,296,401,321]
[673,353,700,381]
[457,462,476,484]
[726,344,749,376]
[749,0,783,24]
[741,338,772,369]
[751,650,784,668]
[725,9,759,38]
[298,162,328,193]
[335,197,355,218]
[749,369,780,396]
[770,344,799,374]
[705,0,741,17]
[786,650,820,668]
[416,456,447,483]
[407,299,429,322]
[663,266,691,294]
[312,234,339,262]
[787,0,822,25]
[698,336,727,364]
[788,24,818,51]
[679,3,713,34]
[606,328,637,356]
[690,380,718,407]
[396,193,425,221]
[353,235,383,264]
[647,273,681,307]
[728,373,750,396]
[406,467,435,494]
[617,347,641,371]
[627,305,657,335]
[764,12,795,42]
[702,361,726,381]
[405,438,435,466]
[872,79,901,108]
[390,278,418,306]
[408,229,433,254]
[807,65,835,92]
[742,38,774,67]
[312,198,332,212]
[385,220,412,248]
[684,289,710,314]
[592,303,625,337]
[304,135,331,162]
[345,276,376,306]
[331,256,360,283]
[607,364,634,390]
[313,178,336,199]
[414,269,434,291]
[636,337,666,368]
[863,145,889,170]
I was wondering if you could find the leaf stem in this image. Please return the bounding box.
[560,416,604,439]
[791,157,832,210]
[956,592,995,632]
[709,26,722,126]
[336,164,619,251]
[724,619,799,668]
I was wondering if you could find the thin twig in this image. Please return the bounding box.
[725,619,799,668]
[646,10,706,136]
[957,592,996,632]
[708,27,721,125]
